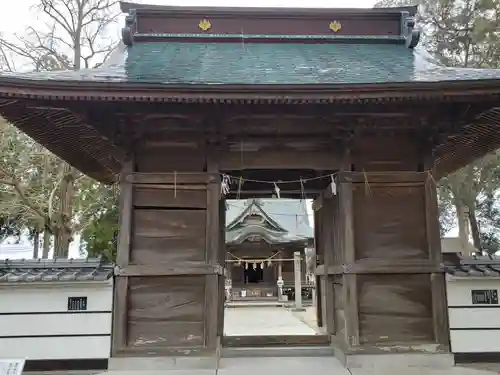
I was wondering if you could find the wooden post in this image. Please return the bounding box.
[340,180,359,347]
[205,152,221,351]
[111,155,134,355]
[425,174,450,349]
[294,251,303,310]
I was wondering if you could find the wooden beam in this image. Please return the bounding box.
[113,346,214,357]
[222,335,329,347]
[317,261,445,275]
[339,171,428,184]
[124,172,217,184]
[116,263,224,276]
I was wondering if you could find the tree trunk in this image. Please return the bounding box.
[455,197,470,251]
[42,230,51,259]
[32,230,40,259]
[468,208,482,253]
[54,163,74,258]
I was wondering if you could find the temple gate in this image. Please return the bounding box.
[1,2,500,369]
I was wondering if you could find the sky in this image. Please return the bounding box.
[0,0,377,37]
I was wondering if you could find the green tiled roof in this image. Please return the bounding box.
[4,41,500,84]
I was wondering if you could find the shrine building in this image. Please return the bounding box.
[225,198,313,301]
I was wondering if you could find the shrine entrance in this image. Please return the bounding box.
[109,135,451,362]
[221,196,321,339]
[3,2,500,370]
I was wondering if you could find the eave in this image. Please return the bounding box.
[1,79,500,104]
[2,79,500,182]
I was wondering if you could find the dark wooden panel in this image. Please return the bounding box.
[353,185,427,260]
[358,274,433,344]
[134,209,206,238]
[132,209,206,264]
[131,237,206,264]
[135,149,206,173]
[127,173,214,185]
[134,186,207,208]
[353,136,419,171]
[139,15,401,37]
[127,276,205,348]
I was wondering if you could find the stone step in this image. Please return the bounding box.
[221,345,334,358]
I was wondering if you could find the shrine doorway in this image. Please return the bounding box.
[244,265,263,284]
[220,172,328,344]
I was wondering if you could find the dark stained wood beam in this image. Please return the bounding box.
[116,263,224,276]
[219,150,339,170]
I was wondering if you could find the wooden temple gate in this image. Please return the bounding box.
[2,1,500,369]
[108,133,450,359]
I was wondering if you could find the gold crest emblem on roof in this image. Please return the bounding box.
[329,21,342,33]
[199,19,212,32]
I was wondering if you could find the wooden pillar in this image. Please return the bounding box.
[111,155,133,356]
[313,207,323,327]
[313,194,335,335]
[338,179,359,347]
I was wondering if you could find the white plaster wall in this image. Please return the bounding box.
[449,308,500,329]
[0,280,113,360]
[446,279,500,354]
[0,336,112,360]
[0,282,113,313]
[447,279,500,306]
[450,330,500,353]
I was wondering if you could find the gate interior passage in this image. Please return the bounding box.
[1,1,500,370]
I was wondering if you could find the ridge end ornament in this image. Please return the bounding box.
[329,20,342,33]
[199,19,212,32]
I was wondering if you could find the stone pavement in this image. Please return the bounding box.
[94,358,500,375]
[224,306,317,336]
[22,359,500,375]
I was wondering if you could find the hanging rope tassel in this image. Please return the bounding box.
[330,174,337,195]
[274,182,281,199]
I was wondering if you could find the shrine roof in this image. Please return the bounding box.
[0,258,114,283]
[2,5,500,185]
[3,42,500,86]
[225,199,313,245]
